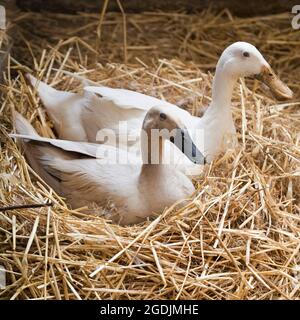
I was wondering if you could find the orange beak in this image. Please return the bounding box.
[254,65,293,100]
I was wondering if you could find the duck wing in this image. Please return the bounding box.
[81,86,195,143]
[83,86,176,110]
[12,112,140,193]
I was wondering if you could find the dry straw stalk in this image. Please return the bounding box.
[0,7,299,299]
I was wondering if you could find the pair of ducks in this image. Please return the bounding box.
[12,42,293,225]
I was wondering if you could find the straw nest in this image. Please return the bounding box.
[0,8,299,300]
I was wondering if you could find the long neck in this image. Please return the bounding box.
[210,63,237,110]
[141,128,163,165]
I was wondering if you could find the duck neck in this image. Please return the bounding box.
[210,64,237,111]
[141,128,163,165]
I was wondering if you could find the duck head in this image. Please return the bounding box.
[141,106,206,165]
[216,42,293,100]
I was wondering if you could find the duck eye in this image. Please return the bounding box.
[159,112,167,121]
[243,51,250,58]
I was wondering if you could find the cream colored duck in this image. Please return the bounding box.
[12,107,205,225]
[27,42,293,175]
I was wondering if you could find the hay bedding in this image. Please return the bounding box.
[0,7,299,300]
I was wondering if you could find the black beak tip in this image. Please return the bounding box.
[191,155,206,165]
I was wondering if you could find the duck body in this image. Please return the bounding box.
[45,159,193,225]
[28,75,194,143]
[12,107,202,225]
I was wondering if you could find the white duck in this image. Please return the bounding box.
[12,107,205,225]
[27,42,293,175]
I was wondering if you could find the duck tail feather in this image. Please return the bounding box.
[13,111,39,137]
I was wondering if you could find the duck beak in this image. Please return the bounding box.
[170,129,206,165]
[254,65,293,100]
